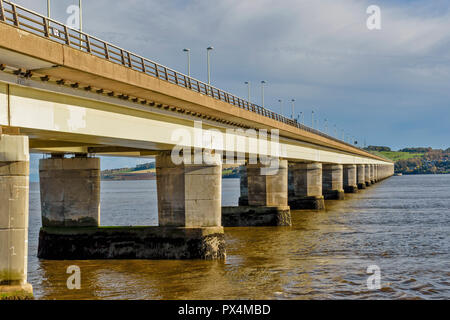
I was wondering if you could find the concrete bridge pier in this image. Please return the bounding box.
[38,155,101,228]
[343,164,358,193]
[373,165,378,183]
[364,164,372,187]
[238,165,248,206]
[288,162,325,210]
[38,152,225,260]
[322,164,345,200]
[223,160,291,227]
[0,134,33,299]
[155,152,226,259]
[357,164,366,189]
[369,164,376,184]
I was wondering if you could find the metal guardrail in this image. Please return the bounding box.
[0,0,363,150]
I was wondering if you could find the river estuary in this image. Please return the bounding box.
[27,175,449,299]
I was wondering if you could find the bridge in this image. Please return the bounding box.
[0,1,393,298]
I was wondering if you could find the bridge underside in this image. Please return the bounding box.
[0,17,394,299]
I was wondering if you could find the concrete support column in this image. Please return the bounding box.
[39,156,100,227]
[373,165,378,183]
[156,153,222,227]
[357,164,366,189]
[288,162,325,210]
[154,152,225,259]
[247,160,288,207]
[369,164,375,184]
[223,160,291,227]
[0,134,33,299]
[238,165,248,206]
[343,164,358,193]
[364,164,371,186]
[322,164,344,200]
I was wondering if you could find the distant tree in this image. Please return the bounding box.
[399,147,432,153]
[365,145,391,152]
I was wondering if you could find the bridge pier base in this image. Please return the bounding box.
[288,163,325,210]
[343,165,358,193]
[322,164,345,200]
[357,164,366,189]
[0,134,33,299]
[223,160,291,227]
[365,164,372,187]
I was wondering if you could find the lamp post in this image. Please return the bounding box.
[291,99,295,119]
[47,0,50,17]
[261,81,266,107]
[183,48,190,77]
[79,0,82,31]
[311,110,315,129]
[324,118,328,134]
[206,46,214,85]
[278,99,283,117]
[245,81,251,103]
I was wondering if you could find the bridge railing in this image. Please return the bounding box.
[0,0,360,150]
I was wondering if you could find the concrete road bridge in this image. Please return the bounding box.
[0,1,393,298]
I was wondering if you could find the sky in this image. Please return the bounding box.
[10,0,450,178]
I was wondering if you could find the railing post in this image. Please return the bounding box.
[141,58,145,73]
[120,50,125,65]
[85,35,91,53]
[127,52,132,68]
[154,63,159,78]
[63,26,70,45]
[164,67,168,81]
[12,4,19,26]
[0,0,5,22]
[104,43,109,59]
[43,17,49,37]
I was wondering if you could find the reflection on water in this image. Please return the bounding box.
[28,176,450,299]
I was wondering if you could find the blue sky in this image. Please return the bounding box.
[11,0,450,179]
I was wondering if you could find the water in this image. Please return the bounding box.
[27,175,450,299]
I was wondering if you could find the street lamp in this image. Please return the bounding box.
[206,46,214,85]
[244,81,251,103]
[261,81,266,107]
[278,99,283,116]
[47,0,50,17]
[291,99,295,119]
[183,48,191,77]
[311,110,315,129]
[300,112,304,125]
[324,118,328,134]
